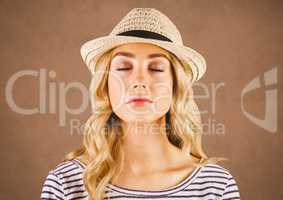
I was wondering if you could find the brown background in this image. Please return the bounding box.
[0,0,282,199]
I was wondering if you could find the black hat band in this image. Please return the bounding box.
[116,30,172,42]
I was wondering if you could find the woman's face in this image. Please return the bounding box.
[108,43,173,123]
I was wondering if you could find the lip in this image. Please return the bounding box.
[127,97,153,104]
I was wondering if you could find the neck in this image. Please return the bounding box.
[118,116,187,176]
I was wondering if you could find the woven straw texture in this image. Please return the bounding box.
[80,8,207,83]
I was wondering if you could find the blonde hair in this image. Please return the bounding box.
[62,44,227,200]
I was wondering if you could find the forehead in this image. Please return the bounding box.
[111,42,170,60]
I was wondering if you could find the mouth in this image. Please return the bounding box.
[127,97,153,104]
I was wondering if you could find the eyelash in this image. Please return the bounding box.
[116,68,164,72]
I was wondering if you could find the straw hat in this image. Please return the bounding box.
[80,8,207,83]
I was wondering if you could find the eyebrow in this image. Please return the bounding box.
[112,51,170,60]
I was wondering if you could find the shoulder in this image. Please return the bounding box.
[197,163,241,199]
[40,159,88,200]
[202,163,231,175]
[51,159,84,176]
[195,163,232,184]
[199,163,240,183]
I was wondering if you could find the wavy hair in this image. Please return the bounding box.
[62,44,227,200]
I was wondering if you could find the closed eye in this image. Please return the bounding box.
[116,68,164,72]
[116,68,131,71]
[150,68,164,72]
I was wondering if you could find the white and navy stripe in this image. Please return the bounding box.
[40,159,241,199]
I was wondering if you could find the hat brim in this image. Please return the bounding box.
[80,35,206,83]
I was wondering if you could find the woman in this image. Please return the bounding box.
[40,8,241,200]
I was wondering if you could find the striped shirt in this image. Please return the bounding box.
[40,158,241,200]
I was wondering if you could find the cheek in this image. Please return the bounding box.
[108,74,125,109]
[152,79,173,113]
[153,73,173,97]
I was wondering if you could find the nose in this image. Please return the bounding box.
[129,62,150,91]
[131,67,148,89]
[129,82,149,98]
[133,82,146,89]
